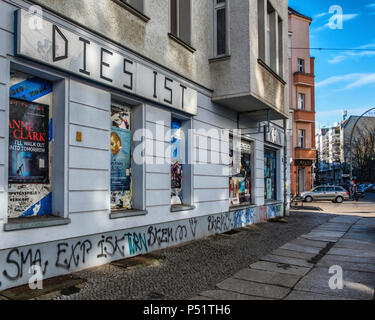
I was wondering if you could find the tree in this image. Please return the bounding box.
[352,125,375,183]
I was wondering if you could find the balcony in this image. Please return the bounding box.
[295,148,316,161]
[209,0,288,122]
[293,72,314,87]
[294,110,315,123]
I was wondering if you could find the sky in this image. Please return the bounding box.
[288,0,375,129]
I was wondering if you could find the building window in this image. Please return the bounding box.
[298,93,305,110]
[171,119,183,205]
[298,58,305,73]
[123,0,143,13]
[8,70,54,219]
[298,129,305,148]
[110,103,133,211]
[264,148,277,201]
[170,0,191,45]
[214,0,228,57]
[170,117,192,209]
[229,137,252,206]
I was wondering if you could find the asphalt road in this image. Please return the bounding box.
[296,192,375,218]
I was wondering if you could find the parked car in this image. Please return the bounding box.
[301,186,350,203]
[357,185,366,198]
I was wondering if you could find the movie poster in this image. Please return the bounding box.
[8,71,54,219]
[110,105,132,210]
[8,99,49,184]
[171,120,183,205]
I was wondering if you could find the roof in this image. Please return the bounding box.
[288,7,312,21]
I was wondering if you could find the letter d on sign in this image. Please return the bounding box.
[29,265,44,290]
[328,265,343,290]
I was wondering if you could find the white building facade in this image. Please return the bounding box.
[0,0,289,290]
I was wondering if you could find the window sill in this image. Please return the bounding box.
[209,55,231,63]
[4,216,71,232]
[168,33,196,53]
[113,0,150,22]
[229,204,256,212]
[110,209,148,219]
[257,59,286,85]
[170,205,196,213]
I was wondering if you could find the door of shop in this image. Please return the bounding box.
[298,167,306,195]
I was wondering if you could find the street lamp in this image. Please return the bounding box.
[349,107,375,182]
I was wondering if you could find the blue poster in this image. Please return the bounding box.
[110,127,131,192]
[9,77,53,102]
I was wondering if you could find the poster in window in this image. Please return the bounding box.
[171,120,183,205]
[8,71,53,219]
[110,105,132,210]
[8,99,49,184]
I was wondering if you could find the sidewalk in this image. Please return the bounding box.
[192,215,375,300]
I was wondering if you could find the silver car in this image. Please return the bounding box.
[300,186,350,203]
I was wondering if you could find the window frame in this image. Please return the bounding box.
[229,135,254,208]
[297,58,305,73]
[297,92,306,110]
[170,113,194,212]
[214,0,229,58]
[170,0,192,46]
[298,129,305,149]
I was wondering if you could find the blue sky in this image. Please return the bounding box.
[288,0,375,128]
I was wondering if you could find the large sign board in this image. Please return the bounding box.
[14,9,198,115]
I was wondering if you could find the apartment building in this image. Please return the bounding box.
[0,0,289,290]
[288,7,316,196]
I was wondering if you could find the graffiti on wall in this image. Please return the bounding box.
[0,205,283,291]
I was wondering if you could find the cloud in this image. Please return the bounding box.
[366,3,375,8]
[316,73,375,90]
[312,13,360,32]
[328,43,375,64]
[346,74,375,89]
[314,12,329,19]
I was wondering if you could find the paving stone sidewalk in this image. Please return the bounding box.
[192,216,375,300]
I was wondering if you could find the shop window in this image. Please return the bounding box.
[110,103,133,211]
[8,70,54,219]
[171,119,183,205]
[264,148,277,201]
[170,117,193,210]
[229,136,252,207]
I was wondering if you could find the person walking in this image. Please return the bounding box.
[352,183,359,202]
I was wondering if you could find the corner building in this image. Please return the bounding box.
[0,0,289,290]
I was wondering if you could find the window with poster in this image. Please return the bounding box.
[110,103,132,211]
[264,148,277,201]
[171,119,183,206]
[8,70,53,219]
[229,136,253,207]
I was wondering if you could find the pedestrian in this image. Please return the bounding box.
[352,183,359,202]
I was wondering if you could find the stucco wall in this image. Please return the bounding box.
[30,0,213,89]
[249,0,289,116]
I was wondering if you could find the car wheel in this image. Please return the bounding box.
[305,196,313,203]
[335,196,344,204]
